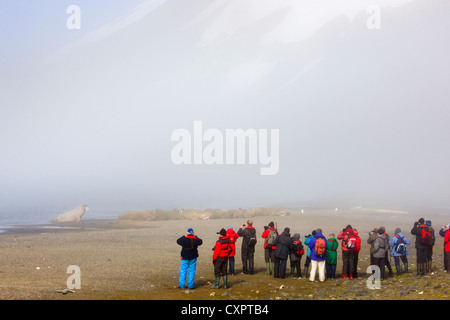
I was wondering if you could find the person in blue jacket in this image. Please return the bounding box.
[308,228,327,282]
[390,227,411,275]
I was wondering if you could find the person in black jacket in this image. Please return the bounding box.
[425,220,436,272]
[289,233,304,278]
[177,228,203,289]
[411,218,430,276]
[237,220,257,274]
[273,227,294,278]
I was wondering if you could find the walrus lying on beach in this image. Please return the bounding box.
[52,205,89,222]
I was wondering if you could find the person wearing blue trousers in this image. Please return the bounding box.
[390,228,411,275]
[177,228,203,289]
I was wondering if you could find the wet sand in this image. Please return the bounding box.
[0,208,448,300]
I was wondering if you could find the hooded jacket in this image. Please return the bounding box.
[226,228,239,257]
[337,228,357,252]
[212,236,231,260]
[261,227,278,249]
[177,235,203,260]
[372,233,388,258]
[439,225,450,252]
[308,232,327,261]
[439,224,450,238]
[273,229,293,260]
[445,229,450,253]
[411,223,431,249]
[389,232,411,256]
[290,234,304,262]
[326,237,339,265]
[367,230,378,254]
[304,234,314,257]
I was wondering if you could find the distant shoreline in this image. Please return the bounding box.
[1,205,448,235]
[0,219,126,235]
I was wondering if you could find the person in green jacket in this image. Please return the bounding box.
[326,233,339,279]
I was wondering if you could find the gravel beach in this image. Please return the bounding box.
[0,209,448,300]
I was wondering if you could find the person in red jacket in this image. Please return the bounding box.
[337,225,357,279]
[439,224,450,272]
[352,229,362,278]
[212,228,231,289]
[445,228,450,273]
[226,226,239,276]
[261,221,278,275]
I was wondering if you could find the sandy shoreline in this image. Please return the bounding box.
[0,219,144,235]
[0,210,448,300]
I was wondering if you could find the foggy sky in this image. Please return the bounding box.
[1,0,450,212]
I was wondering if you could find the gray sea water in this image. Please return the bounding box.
[0,204,129,228]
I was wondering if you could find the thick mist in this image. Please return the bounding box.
[1,0,450,215]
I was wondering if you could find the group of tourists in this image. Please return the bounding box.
[176,218,450,290]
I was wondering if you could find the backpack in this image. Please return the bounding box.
[293,241,304,256]
[328,239,338,251]
[244,227,257,247]
[344,231,357,249]
[267,229,278,246]
[314,237,326,257]
[419,226,432,245]
[394,235,407,254]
